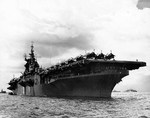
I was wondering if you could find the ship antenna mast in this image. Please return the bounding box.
[29,41,35,62]
[31,41,34,54]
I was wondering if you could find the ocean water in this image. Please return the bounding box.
[0,92,150,118]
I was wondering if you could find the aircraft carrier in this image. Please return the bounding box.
[7,44,146,98]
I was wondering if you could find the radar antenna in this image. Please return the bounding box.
[31,41,34,53]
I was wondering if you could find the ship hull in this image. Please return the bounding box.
[13,71,128,98]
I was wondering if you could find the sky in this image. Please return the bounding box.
[0,0,150,92]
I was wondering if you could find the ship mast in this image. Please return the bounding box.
[24,42,39,75]
[30,41,35,63]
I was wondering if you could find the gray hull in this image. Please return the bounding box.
[14,71,128,98]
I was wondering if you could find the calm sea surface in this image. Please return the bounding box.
[0,92,150,118]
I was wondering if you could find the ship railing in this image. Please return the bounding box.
[52,73,75,79]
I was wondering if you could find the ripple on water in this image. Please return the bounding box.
[0,93,150,118]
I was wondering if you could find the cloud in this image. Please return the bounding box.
[115,69,150,92]
[18,9,95,59]
[130,75,150,92]
[34,33,93,57]
[0,0,150,92]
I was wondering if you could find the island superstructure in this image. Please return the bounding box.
[8,44,146,98]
